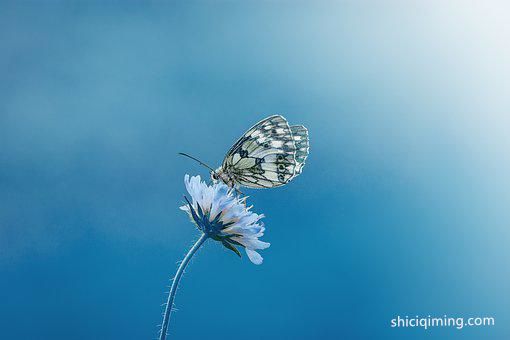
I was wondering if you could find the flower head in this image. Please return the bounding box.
[180,174,270,265]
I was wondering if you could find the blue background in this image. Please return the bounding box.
[1,1,509,339]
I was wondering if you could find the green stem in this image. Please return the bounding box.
[159,233,208,340]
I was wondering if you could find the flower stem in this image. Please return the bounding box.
[159,233,208,340]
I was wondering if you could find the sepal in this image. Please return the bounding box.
[221,239,242,258]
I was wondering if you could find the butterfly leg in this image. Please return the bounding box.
[233,187,248,206]
[235,187,244,197]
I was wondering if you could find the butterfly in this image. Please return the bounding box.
[181,115,309,189]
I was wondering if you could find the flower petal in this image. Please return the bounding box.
[246,249,263,265]
[231,237,270,250]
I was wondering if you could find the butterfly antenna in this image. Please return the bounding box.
[178,152,216,173]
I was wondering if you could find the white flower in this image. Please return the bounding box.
[180,174,270,265]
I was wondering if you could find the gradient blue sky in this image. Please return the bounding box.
[1,1,509,339]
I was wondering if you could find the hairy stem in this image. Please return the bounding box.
[159,233,208,340]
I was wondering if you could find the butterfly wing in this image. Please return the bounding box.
[290,125,309,176]
[222,115,298,188]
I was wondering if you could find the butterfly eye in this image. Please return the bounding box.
[278,164,285,171]
[277,155,284,161]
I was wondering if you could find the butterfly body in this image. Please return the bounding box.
[211,166,236,188]
[212,115,309,189]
